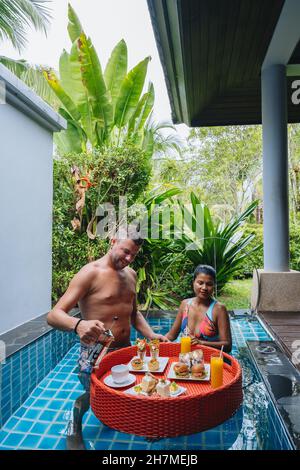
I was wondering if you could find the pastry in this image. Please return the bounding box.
[140,372,158,394]
[156,379,170,397]
[191,350,203,365]
[131,357,144,370]
[148,358,159,372]
[174,362,189,377]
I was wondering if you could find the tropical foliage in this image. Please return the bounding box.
[41,4,156,155]
[173,193,261,294]
[0,0,51,50]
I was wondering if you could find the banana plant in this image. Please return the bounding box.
[41,4,154,154]
[174,193,261,294]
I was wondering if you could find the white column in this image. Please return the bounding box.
[261,64,289,271]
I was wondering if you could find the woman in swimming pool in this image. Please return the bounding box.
[166,265,232,352]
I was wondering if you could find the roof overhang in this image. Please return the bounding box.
[147,0,300,126]
[0,64,67,132]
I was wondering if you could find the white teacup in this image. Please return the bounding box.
[111,364,130,383]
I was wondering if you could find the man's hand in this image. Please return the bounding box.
[76,320,106,345]
[149,333,170,342]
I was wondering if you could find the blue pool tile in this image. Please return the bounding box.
[23,408,41,420]
[48,380,64,389]
[48,400,64,411]
[131,442,149,450]
[14,420,34,433]
[40,389,56,399]
[82,426,99,440]
[114,431,132,442]
[54,438,66,450]
[30,422,50,434]
[32,398,50,409]
[39,410,59,422]
[54,390,71,400]
[87,414,101,426]
[2,432,25,447]
[99,427,116,439]
[204,431,221,446]
[38,437,59,450]
[19,434,41,449]
[93,440,111,450]
[3,416,18,431]
[47,423,66,437]
[0,430,8,443]
[111,442,130,450]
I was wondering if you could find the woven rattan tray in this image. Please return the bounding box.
[91,343,242,438]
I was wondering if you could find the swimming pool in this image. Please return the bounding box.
[0,315,293,450]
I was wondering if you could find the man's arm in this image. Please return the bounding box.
[47,266,105,344]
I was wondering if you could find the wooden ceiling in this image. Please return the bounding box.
[147,0,300,126]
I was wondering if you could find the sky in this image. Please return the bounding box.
[0,0,189,138]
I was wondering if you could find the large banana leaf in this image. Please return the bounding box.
[128,82,155,136]
[104,39,127,111]
[67,3,83,42]
[76,32,113,137]
[59,45,95,145]
[114,57,151,128]
[43,69,81,122]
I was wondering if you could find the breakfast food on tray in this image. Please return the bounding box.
[133,385,142,394]
[136,338,147,351]
[191,349,203,365]
[191,362,206,378]
[140,372,158,394]
[156,379,171,397]
[170,381,179,394]
[131,357,144,370]
[179,352,191,367]
[174,362,189,377]
[149,338,160,358]
[148,357,159,371]
[136,338,147,359]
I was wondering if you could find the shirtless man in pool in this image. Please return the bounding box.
[47,236,168,449]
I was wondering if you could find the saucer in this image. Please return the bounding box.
[104,373,136,388]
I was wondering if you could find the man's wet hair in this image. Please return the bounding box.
[116,223,144,246]
[193,264,216,282]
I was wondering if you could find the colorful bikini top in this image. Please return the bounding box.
[181,298,219,341]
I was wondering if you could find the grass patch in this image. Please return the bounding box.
[218,278,252,310]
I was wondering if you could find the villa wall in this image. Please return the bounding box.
[0,65,66,335]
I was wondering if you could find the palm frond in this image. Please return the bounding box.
[0,0,51,51]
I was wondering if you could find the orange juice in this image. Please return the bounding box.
[210,354,223,388]
[180,336,191,353]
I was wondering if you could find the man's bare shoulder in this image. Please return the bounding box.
[124,266,137,280]
[76,261,107,280]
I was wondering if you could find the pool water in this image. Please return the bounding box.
[0,316,293,450]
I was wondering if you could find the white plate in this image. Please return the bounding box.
[128,356,169,373]
[125,384,187,398]
[104,373,136,388]
[167,363,210,381]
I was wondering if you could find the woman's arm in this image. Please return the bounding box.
[165,301,186,341]
[191,304,232,352]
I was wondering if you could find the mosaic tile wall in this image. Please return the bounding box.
[0,330,78,426]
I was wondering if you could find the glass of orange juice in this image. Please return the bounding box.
[180,335,191,354]
[210,352,223,388]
